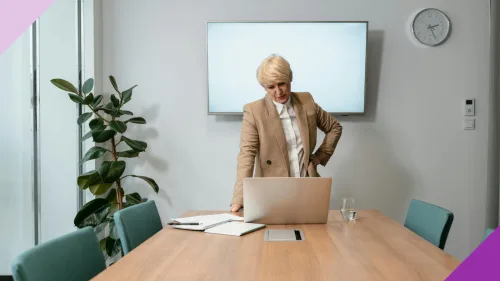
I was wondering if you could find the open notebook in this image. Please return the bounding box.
[169,213,265,236]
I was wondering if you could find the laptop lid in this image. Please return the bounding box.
[243,177,332,225]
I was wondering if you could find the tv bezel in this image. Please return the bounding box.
[206,20,369,116]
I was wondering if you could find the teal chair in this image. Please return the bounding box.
[114,200,163,255]
[483,228,495,241]
[404,199,454,250]
[11,226,106,281]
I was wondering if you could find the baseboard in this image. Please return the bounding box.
[0,276,13,281]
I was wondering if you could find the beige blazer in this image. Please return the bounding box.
[231,92,343,206]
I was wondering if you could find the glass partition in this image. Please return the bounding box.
[0,27,35,275]
[0,0,95,274]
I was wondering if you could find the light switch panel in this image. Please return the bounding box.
[464,119,475,130]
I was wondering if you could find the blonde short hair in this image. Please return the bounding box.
[256,54,293,86]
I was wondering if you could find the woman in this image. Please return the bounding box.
[230,54,342,212]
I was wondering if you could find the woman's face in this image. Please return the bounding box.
[265,81,291,104]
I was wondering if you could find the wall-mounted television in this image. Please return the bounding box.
[206,21,368,115]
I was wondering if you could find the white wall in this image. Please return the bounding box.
[101,0,495,260]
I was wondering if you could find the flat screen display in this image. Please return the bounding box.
[207,21,368,114]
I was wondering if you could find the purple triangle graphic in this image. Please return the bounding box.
[446,229,499,280]
[0,0,55,56]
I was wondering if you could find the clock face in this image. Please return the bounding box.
[412,8,451,46]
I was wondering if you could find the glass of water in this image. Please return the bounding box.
[341,197,357,221]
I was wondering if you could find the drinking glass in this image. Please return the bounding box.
[340,197,357,221]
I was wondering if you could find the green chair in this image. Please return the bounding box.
[11,226,106,281]
[114,200,163,255]
[404,199,454,250]
[483,228,495,241]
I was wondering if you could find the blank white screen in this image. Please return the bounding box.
[207,22,367,114]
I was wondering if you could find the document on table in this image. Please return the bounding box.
[205,221,266,236]
[169,213,265,236]
[170,213,245,231]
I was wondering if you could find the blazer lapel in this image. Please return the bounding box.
[264,94,290,174]
[291,93,310,164]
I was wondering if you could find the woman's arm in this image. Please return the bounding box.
[231,104,259,207]
[313,102,342,166]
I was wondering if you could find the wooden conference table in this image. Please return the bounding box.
[92,210,460,281]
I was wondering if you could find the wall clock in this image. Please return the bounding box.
[411,8,451,47]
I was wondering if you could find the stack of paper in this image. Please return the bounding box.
[205,221,266,236]
[169,213,265,236]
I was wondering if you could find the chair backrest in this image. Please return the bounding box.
[114,200,163,254]
[11,226,106,281]
[483,228,495,241]
[404,199,454,250]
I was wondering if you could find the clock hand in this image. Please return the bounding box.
[430,28,437,40]
[426,24,438,40]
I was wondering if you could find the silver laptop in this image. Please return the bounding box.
[243,177,332,225]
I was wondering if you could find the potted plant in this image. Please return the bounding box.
[51,76,159,261]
